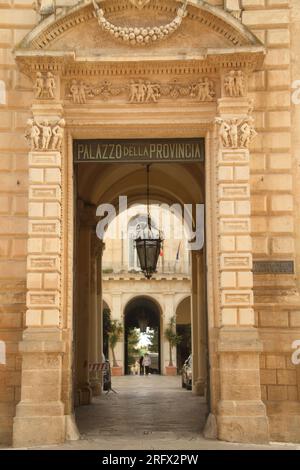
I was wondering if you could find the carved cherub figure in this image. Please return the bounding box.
[45,72,56,99]
[52,119,65,150]
[26,118,40,150]
[216,118,231,148]
[145,82,160,103]
[34,72,44,99]
[37,120,52,150]
[236,71,245,97]
[240,118,257,148]
[70,80,80,104]
[229,118,240,148]
[224,71,236,97]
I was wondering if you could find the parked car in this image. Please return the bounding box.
[181,354,192,390]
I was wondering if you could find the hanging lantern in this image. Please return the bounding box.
[135,165,163,280]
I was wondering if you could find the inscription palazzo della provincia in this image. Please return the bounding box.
[74,139,204,163]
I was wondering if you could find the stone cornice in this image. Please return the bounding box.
[15,48,265,79]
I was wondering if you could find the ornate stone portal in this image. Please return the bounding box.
[11,0,274,447]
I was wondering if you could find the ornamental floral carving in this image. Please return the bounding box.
[68,79,124,104]
[224,70,246,97]
[34,71,56,99]
[26,118,65,151]
[66,78,216,104]
[215,117,257,149]
[92,0,188,46]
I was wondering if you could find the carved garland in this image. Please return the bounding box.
[92,0,188,46]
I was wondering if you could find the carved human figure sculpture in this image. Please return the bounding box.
[34,72,44,99]
[45,72,56,99]
[52,119,66,150]
[216,117,257,149]
[26,118,40,150]
[224,70,246,97]
[240,118,257,148]
[38,121,52,150]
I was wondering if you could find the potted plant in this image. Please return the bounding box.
[108,319,123,376]
[164,315,182,376]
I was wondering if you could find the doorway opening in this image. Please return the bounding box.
[73,137,207,427]
[124,296,161,375]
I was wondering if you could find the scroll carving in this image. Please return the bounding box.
[26,118,65,151]
[66,78,216,104]
[215,117,257,149]
[92,0,188,46]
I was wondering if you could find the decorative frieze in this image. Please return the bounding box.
[26,118,65,151]
[66,78,216,104]
[215,117,256,149]
[34,72,56,99]
[92,0,188,46]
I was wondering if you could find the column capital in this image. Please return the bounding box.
[78,200,97,228]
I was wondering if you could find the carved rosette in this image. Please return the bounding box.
[92,0,188,46]
[26,118,65,151]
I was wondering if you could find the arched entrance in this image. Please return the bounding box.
[11,0,271,447]
[124,297,162,375]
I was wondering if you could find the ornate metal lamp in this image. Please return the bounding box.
[135,165,163,280]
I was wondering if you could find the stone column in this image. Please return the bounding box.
[163,294,176,373]
[215,84,270,443]
[89,234,104,396]
[75,203,95,406]
[13,102,66,447]
[192,250,207,396]
[96,245,104,385]
[191,250,199,392]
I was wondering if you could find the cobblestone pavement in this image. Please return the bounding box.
[6,376,300,450]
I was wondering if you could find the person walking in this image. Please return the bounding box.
[143,353,151,376]
[139,355,144,375]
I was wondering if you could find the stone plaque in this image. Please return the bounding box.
[73,139,205,163]
[253,261,294,274]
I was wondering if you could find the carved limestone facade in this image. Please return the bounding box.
[0,0,299,449]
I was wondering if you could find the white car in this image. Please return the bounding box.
[181,355,192,390]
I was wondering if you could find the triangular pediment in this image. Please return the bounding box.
[15,0,265,72]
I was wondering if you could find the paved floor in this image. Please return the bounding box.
[4,376,300,450]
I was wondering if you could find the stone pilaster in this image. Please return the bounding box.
[13,103,66,447]
[215,95,270,443]
[191,250,207,396]
[75,202,96,406]
[89,234,104,396]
